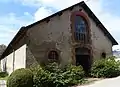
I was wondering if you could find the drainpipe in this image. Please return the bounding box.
[10,45,15,72]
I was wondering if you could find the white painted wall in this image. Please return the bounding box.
[1,57,7,72]
[1,44,26,74]
[3,53,13,74]
[14,44,26,70]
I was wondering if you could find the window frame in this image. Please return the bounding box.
[71,11,90,43]
[48,50,59,61]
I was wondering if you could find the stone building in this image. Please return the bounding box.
[0,1,118,74]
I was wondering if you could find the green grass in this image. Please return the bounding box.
[0,76,8,80]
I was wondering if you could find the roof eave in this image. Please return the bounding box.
[81,3,118,46]
[0,27,27,60]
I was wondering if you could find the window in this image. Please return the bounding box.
[48,51,58,60]
[74,15,89,43]
[101,52,106,58]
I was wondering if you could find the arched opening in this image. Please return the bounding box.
[101,52,106,58]
[74,16,88,42]
[48,50,59,61]
[71,11,90,44]
[75,47,91,74]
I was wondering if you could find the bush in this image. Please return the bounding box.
[91,57,120,78]
[33,65,54,87]
[61,64,85,86]
[7,68,33,87]
[33,62,85,87]
[0,72,8,78]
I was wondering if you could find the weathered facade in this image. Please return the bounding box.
[0,1,118,74]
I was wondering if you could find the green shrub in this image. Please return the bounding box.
[0,72,8,78]
[33,62,85,87]
[33,65,54,87]
[91,57,120,78]
[44,62,61,73]
[61,64,85,86]
[7,68,33,87]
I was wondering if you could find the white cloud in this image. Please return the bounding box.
[0,12,34,45]
[15,0,42,7]
[0,25,18,45]
[86,0,120,50]
[34,7,54,21]
[33,0,88,21]
[17,0,85,8]
[1,0,120,50]
[32,0,120,49]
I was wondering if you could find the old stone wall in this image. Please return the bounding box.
[26,10,73,66]
[26,5,113,66]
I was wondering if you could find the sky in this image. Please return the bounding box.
[0,0,120,50]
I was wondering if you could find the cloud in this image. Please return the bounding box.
[33,0,87,21]
[0,12,34,45]
[86,0,120,50]
[15,0,42,7]
[0,25,18,45]
[34,7,54,21]
[31,0,120,50]
[1,0,120,50]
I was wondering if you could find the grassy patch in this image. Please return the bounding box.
[0,76,8,80]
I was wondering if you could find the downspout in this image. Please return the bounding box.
[13,49,15,72]
[10,45,15,72]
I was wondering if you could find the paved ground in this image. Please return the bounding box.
[77,76,120,87]
[0,80,6,87]
[1,76,120,87]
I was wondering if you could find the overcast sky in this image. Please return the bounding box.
[0,0,119,50]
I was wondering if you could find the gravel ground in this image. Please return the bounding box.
[1,76,120,87]
[77,76,120,87]
[0,80,6,87]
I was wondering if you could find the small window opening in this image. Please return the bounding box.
[48,50,58,61]
[101,52,106,58]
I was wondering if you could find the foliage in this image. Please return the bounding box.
[6,63,86,87]
[7,68,33,87]
[61,64,85,86]
[91,56,120,78]
[0,72,8,78]
[33,62,85,87]
[33,65,54,87]
[0,44,6,57]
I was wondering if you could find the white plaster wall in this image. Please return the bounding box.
[6,53,13,74]
[2,44,26,74]
[1,57,7,72]
[14,44,26,70]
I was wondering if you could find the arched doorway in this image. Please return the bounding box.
[75,47,91,73]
